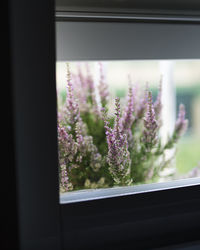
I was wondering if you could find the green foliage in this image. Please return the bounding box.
[58,64,189,192]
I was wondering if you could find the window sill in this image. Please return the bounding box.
[60,177,200,204]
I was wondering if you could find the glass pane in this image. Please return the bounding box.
[56,60,200,194]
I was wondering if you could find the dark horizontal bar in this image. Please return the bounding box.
[61,182,200,249]
[56,11,200,24]
[56,0,200,14]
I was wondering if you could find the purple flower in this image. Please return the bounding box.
[74,119,102,171]
[57,123,78,192]
[164,104,188,150]
[143,91,158,150]
[175,104,188,137]
[135,83,149,119]
[85,63,95,92]
[60,165,70,192]
[154,76,163,127]
[85,63,100,117]
[57,124,78,163]
[65,63,80,125]
[75,121,84,147]
[71,71,88,112]
[85,136,102,172]
[121,84,135,135]
[103,98,132,185]
[77,63,86,88]
[98,62,109,107]
[114,97,123,142]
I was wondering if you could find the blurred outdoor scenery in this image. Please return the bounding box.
[56,60,200,184]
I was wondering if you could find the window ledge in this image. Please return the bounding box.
[60,177,200,204]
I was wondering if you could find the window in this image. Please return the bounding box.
[56,13,200,250]
[9,1,200,249]
[56,19,200,205]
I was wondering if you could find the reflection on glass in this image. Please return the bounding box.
[56,60,200,193]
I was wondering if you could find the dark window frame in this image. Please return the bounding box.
[9,0,61,249]
[56,0,200,17]
[9,0,200,249]
[57,16,200,248]
[61,184,200,249]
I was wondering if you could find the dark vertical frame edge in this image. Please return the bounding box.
[9,0,62,249]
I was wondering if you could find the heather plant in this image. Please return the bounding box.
[58,63,189,192]
[103,98,132,185]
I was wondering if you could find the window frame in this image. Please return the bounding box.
[61,184,200,249]
[9,0,200,249]
[9,0,61,249]
[57,13,200,249]
[56,0,200,17]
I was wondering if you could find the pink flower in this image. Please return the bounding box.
[103,98,132,185]
[60,165,70,191]
[175,104,188,137]
[57,124,77,163]
[85,63,100,117]
[135,82,149,119]
[143,91,158,150]
[98,62,109,108]
[65,63,80,125]
[154,77,163,127]
[121,84,135,141]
